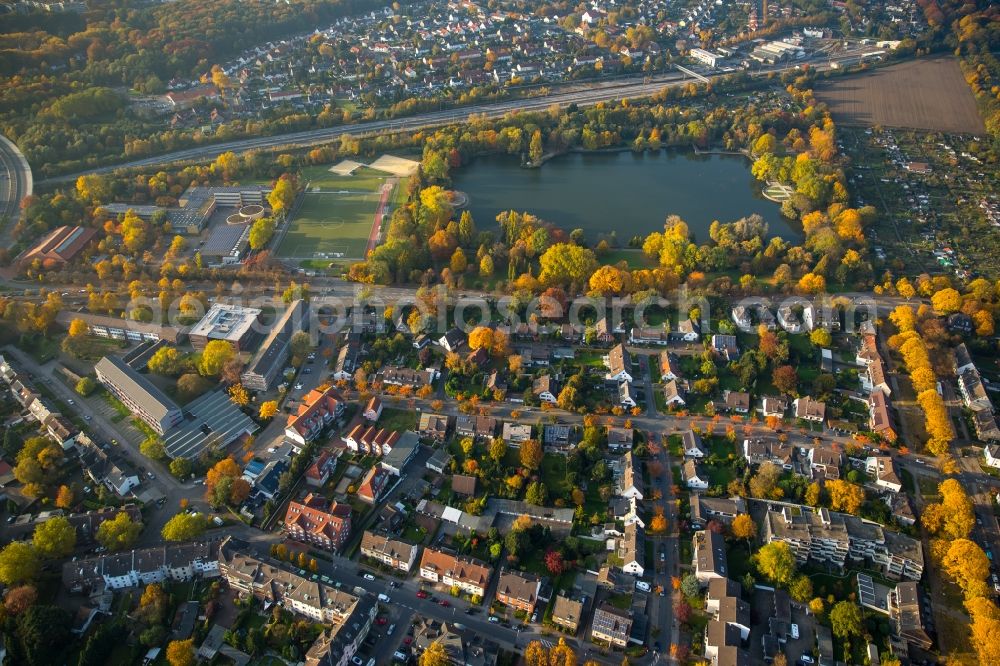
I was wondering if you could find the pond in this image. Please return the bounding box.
[451,150,802,244]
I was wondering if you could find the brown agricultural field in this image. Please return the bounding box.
[815,57,986,134]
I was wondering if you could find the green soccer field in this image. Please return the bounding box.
[277,168,393,259]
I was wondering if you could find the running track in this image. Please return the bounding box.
[366,179,395,257]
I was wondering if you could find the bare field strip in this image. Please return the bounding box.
[815,57,986,134]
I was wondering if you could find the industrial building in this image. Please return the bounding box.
[16,225,98,269]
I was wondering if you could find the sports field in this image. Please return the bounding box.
[276,166,394,259]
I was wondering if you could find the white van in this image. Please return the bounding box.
[378,593,391,603]
[635,581,651,592]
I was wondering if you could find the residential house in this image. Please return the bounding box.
[619,381,638,408]
[552,594,586,634]
[690,496,747,528]
[958,367,993,412]
[590,605,633,648]
[704,579,751,665]
[663,380,686,407]
[418,413,450,442]
[777,305,803,333]
[724,391,750,414]
[495,569,542,614]
[62,541,220,594]
[618,524,644,576]
[502,422,532,446]
[363,396,383,421]
[681,430,707,458]
[710,335,739,361]
[793,396,826,423]
[677,319,701,342]
[380,431,420,476]
[866,456,902,493]
[607,427,634,451]
[594,317,617,345]
[284,493,352,552]
[381,366,438,389]
[889,582,933,651]
[419,548,493,597]
[286,386,345,446]
[426,449,453,474]
[304,450,335,488]
[617,453,643,500]
[954,342,976,375]
[658,351,682,382]
[760,396,788,418]
[731,305,752,330]
[360,532,419,572]
[807,446,843,481]
[455,415,498,441]
[629,327,670,345]
[604,344,633,383]
[218,539,375,664]
[543,424,573,449]
[533,376,559,403]
[869,391,897,441]
[438,328,466,352]
[357,466,391,504]
[683,459,710,490]
[863,359,891,396]
[974,409,1000,442]
[742,438,794,468]
[693,529,728,585]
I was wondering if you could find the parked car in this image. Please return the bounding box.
[364,573,376,581]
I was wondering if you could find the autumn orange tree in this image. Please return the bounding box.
[205,458,250,508]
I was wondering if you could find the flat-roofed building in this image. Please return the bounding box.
[56,311,187,344]
[95,355,182,435]
[241,300,306,391]
[188,303,263,352]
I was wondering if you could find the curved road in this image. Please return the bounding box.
[39,49,880,186]
[0,133,32,241]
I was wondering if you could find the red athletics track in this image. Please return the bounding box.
[365,180,394,257]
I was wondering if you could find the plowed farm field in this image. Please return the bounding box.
[815,57,986,134]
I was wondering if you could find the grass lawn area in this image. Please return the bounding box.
[917,475,940,499]
[540,453,572,497]
[705,464,735,488]
[599,248,655,270]
[727,542,752,579]
[101,390,130,422]
[608,592,633,610]
[278,167,392,259]
[377,407,418,432]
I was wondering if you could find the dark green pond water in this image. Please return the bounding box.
[452,150,801,243]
